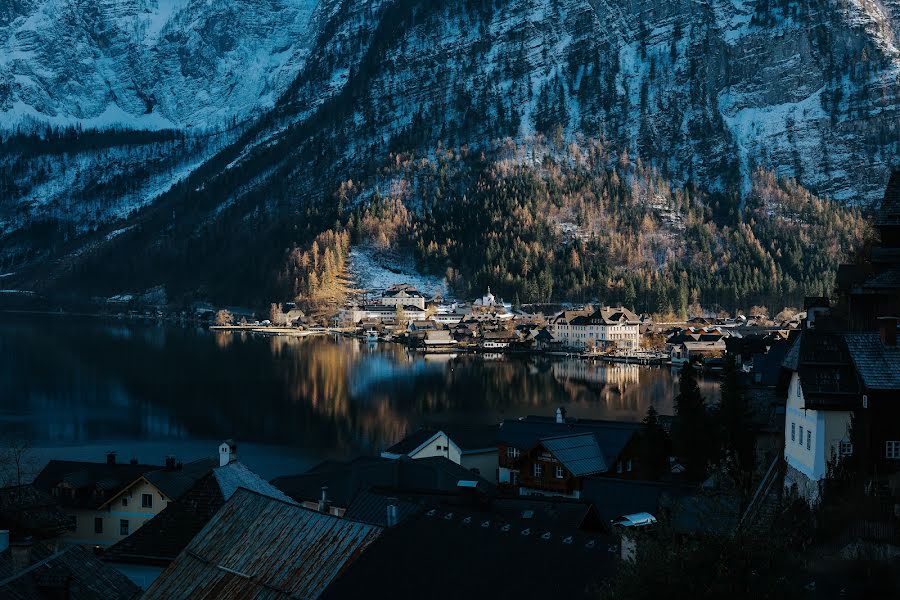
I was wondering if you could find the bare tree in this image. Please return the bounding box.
[0,436,40,488]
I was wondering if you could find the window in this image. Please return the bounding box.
[507,447,520,459]
[533,464,543,478]
[555,466,564,479]
[796,380,801,398]
[840,441,853,456]
[141,493,153,508]
[119,519,129,536]
[627,459,633,472]
[887,441,900,460]
[121,497,128,507]
[798,426,804,445]
[94,517,103,534]
[791,423,795,442]
[510,471,518,485]
[806,431,811,451]
[617,461,623,474]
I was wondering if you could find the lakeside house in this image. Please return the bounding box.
[379,283,426,310]
[381,424,500,482]
[101,441,292,590]
[31,453,167,549]
[550,305,641,351]
[496,409,644,498]
[780,180,900,505]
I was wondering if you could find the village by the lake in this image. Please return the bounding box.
[0,178,898,598]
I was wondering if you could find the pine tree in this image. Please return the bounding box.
[673,361,710,482]
[639,405,669,480]
[717,355,756,492]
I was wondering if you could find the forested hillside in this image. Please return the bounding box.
[341,139,870,316]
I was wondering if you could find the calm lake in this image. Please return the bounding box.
[1,314,720,480]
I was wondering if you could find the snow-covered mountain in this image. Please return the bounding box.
[0,0,320,129]
[2,0,899,301]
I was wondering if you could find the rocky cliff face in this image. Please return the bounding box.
[1,0,898,298]
[0,0,320,129]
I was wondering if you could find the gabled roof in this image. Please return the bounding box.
[144,489,382,600]
[102,462,292,567]
[497,417,641,469]
[0,543,140,600]
[541,433,607,476]
[32,460,159,510]
[384,424,499,456]
[844,332,900,391]
[271,456,494,508]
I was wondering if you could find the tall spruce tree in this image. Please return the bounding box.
[639,405,669,480]
[673,361,710,482]
[717,355,756,492]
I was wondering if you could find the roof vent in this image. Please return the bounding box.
[541,532,552,540]
[562,536,573,544]
[521,510,534,519]
[501,524,511,532]
[481,520,491,528]
[521,528,531,536]
[443,512,454,520]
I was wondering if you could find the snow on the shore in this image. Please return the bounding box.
[348,245,447,297]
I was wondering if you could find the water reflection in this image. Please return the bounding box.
[1,316,721,465]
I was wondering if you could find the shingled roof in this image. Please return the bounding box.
[0,543,140,600]
[844,332,900,391]
[497,416,641,474]
[102,462,293,567]
[32,460,159,510]
[144,489,382,600]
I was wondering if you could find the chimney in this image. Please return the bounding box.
[106,452,116,466]
[165,456,177,470]
[219,440,237,467]
[386,502,398,527]
[318,486,330,513]
[878,317,898,347]
[555,406,567,424]
[0,530,8,553]
[10,538,33,571]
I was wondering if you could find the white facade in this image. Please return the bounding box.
[379,289,426,310]
[381,431,498,482]
[783,373,853,504]
[551,308,641,351]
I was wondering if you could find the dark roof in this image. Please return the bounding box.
[541,433,607,476]
[497,417,641,473]
[486,497,600,531]
[102,462,292,567]
[320,508,615,600]
[751,341,792,386]
[272,456,493,508]
[580,477,696,522]
[0,543,140,600]
[142,458,217,502]
[860,267,900,291]
[876,170,900,226]
[343,490,421,527]
[844,332,900,391]
[0,485,74,540]
[383,429,436,455]
[384,424,499,455]
[144,489,381,600]
[32,460,159,510]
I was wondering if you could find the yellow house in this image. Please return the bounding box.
[33,453,215,548]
